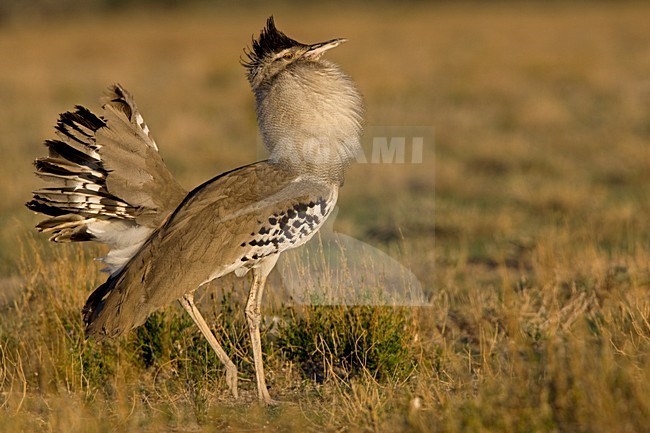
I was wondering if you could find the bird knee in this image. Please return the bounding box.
[245,304,261,328]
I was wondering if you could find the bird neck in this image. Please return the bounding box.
[254,60,364,185]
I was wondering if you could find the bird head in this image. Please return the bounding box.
[242,16,346,89]
[242,17,364,184]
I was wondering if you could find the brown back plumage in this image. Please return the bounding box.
[83,161,337,338]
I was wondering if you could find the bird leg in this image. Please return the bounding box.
[245,268,277,404]
[179,293,239,399]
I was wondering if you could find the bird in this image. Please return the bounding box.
[26,16,364,404]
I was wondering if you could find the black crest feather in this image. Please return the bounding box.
[242,16,302,72]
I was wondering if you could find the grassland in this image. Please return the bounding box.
[0,2,649,432]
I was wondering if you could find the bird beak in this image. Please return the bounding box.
[303,38,347,59]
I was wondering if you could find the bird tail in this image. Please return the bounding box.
[26,106,138,242]
[26,84,186,274]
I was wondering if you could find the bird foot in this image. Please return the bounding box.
[257,388,284,406]
[261,396,282,406]
[225,368,239,399]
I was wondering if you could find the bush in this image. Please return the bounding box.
[275,305,418,383]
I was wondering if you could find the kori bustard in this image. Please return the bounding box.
[26,17,363,404]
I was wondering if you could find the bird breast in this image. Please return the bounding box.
[255,61,364,178]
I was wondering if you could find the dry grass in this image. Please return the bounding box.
[1,2,649,432]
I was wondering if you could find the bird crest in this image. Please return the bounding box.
[242,16,301,73]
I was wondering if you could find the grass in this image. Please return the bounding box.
[1,2,649,432]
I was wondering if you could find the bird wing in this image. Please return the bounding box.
[83,161,337,339]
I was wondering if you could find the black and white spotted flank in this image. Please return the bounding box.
[236,195,335,275]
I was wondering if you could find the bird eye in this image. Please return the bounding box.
[282,52,293,60]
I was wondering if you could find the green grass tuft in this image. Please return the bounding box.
[276,305,418,383]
